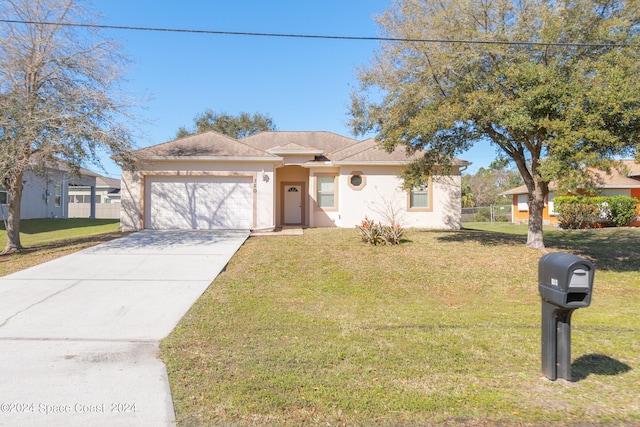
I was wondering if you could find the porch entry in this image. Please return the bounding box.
[283,183,303,225]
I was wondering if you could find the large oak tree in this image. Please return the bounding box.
[176,110,276,139]
[0,0,137,253]
[350,0,640,248]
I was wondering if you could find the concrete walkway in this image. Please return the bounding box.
[0,230,249,426]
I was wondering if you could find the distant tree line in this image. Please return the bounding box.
[462,159,523,208]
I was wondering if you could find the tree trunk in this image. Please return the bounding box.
[526,181,548,250]
[3,171,24,254]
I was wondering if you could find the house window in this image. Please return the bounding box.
[317,175,336,209]
[54,185,61,207]
[548,193,556,216]
[348,172,366,191]
[517,194,528,211]
[0,188,7,205]
[408,181,432,211]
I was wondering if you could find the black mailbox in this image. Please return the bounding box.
[538,252,595,381]
[539,252,594,308]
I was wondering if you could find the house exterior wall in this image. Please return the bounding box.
[510,189,640,226]
[511,194,557,225]
[307,165,463,230]
[120,157,466,232]
[19,174,56,219]
[308,167,341,228]
[0,170,95,220]
[120,160,277,231]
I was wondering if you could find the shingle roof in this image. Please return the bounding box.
[331,138,470,165]
[620,159,640,177]
[96,176,121,189]
[266,142,324,155]
[241,131,359,155]
[137,130,470,166]
[136,131,278,158]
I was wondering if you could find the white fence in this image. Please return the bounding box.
[67,203,120,219]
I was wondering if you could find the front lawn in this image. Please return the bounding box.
[161,226,640,426]
[0,219,122,276]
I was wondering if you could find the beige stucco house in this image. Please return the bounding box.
[120,131,469,232]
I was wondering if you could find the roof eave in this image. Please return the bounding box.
[267,149,324,156]
[301,161,335,168]
[142,156,283,162]
[598,184,640,189]
[332,160,410,166]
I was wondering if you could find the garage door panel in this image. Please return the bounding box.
[149,181,197,230]
[146,177,253,230]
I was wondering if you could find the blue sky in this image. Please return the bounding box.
[90,0,495,177]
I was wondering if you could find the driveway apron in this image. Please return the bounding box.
[0,230,249,426]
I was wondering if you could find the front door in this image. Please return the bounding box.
[284,185,302,224]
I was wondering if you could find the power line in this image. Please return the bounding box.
[0,19,633,48]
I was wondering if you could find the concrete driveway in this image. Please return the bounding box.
[0,230,249,426]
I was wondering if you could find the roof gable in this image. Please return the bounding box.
[242,131,359,154]
[266,142,324,155]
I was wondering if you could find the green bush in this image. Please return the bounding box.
[604,196,640,227]
[555,196,639,229]
[356,217,404,245]
[554,196,604,229]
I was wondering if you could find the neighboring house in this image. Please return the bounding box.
[68,176,121,219]
[120,131,470,231]
[0,166,99,220]
[502,160,640,226]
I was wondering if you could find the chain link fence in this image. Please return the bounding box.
[462,205,512,223]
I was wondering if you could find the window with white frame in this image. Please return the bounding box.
[517,194,529,211]
[547,193,556,216]
[54,185,62,207]
[0,188,7,205]
[316,175,336,209]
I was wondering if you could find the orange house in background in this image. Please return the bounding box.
[502,160,640,227]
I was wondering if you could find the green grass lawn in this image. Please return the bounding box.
[161,225,640,426]
[0,219,122,276]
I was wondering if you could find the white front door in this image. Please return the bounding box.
[284,185,302,224]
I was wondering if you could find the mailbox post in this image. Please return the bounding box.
[538,252,594,381]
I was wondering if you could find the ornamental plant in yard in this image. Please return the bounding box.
[356,217,404,245]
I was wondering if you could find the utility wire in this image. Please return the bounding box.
[0,19,634,48]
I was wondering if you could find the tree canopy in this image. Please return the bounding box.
[0,0,137,253]
[350,0,640,248]
[176,110,277,139]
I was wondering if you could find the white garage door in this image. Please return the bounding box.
[146,176,253,230]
